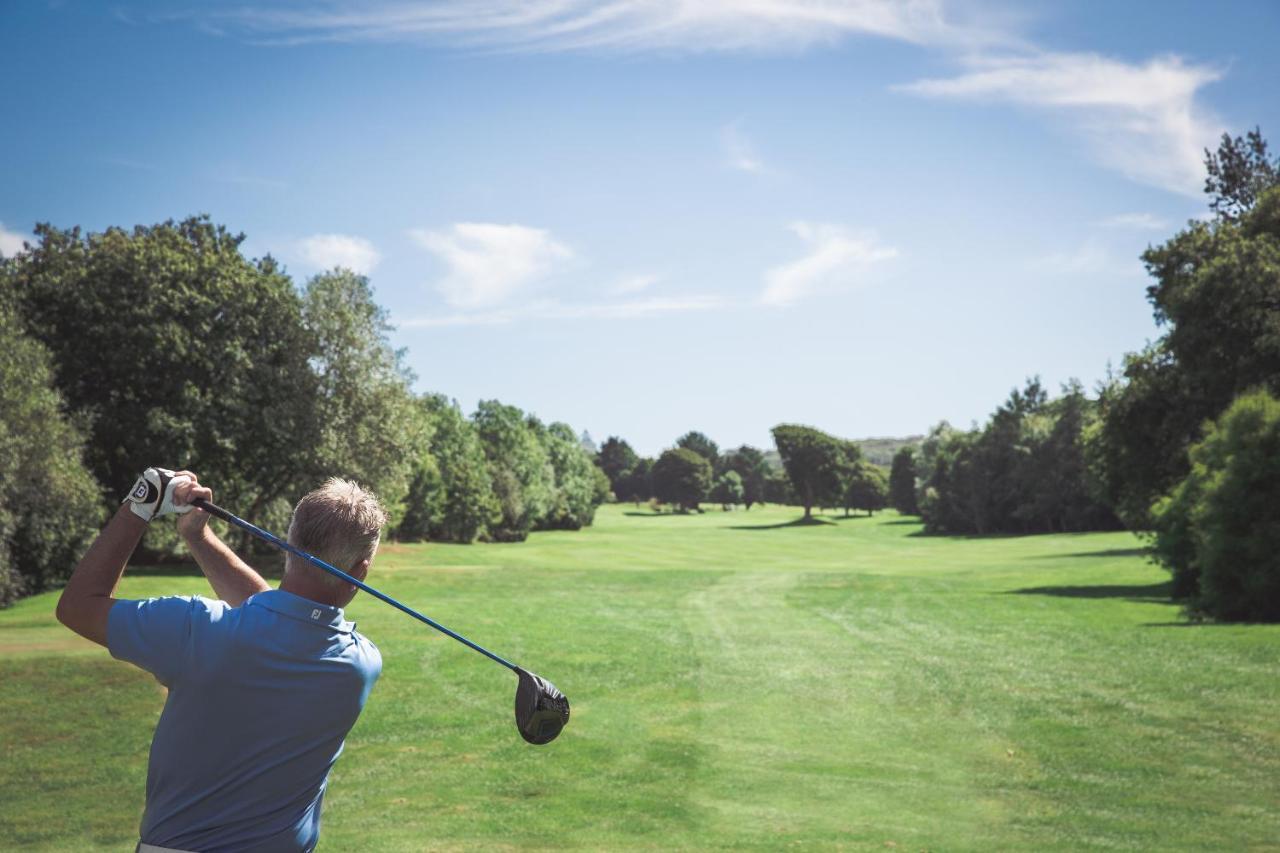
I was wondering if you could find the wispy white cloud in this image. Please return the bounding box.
[401,294,723,327]
[899,51,1223,196]
[409,222,574,309]
[0,223,30,257]
[722,121,765,174]
[193,0,974,51]
[1097,212,1170,231]
[761,222,897,306]
[297,233,382,274]
[612,273,661,295]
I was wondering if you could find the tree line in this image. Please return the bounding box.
[2,131,1275,621]
[594,428,890,518]
[892,129,1280,621]
[0,217,605,605]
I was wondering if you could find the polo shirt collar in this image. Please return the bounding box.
[251,589,354,633]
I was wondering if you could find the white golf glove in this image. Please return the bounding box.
[123,467,194,522]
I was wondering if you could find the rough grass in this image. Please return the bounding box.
[1,505,1277,850]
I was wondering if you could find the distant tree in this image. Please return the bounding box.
[725,444,769,509]
[918,380,1118,535]
[416,395,500,543]
[676,431,720,469]
[763,470,795,505]
[473,400,555,541]
[652,448,712,512]
[616,457,653,503]
[834,440,865,509]
[710,470,744,510]
[845,462,889,516]
[596,436,639,494]
[397,449,444,543]
[1152,389,1280,621]
[533,420,602,530]
[0,295,102,605]
[888,447,919,515]
[1204,126,1279,221]
[771,424,848,519]
[591,464,612,505]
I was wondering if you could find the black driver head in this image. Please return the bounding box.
[514,668,570,745]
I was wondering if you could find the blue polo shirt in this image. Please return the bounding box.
[108,589,381,852]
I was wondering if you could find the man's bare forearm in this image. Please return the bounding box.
[57,505,147,646]
[184,527,271,607]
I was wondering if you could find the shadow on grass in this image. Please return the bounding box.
[729,517,834,531]
[908,528,1026,540]
[623,511,692,518]
[1141,620,1270,628]
[1043,547,1149,559]
[1007,581,1172,603]
[883,519,921,526]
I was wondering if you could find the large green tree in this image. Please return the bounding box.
[771,424,848,519]
[1095,135,1280,526]
[0,295,102,605]
[652,448,711,512]
[301,269,423,528]
[4,217,320,538]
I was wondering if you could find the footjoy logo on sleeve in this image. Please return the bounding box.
[312,609,321,620]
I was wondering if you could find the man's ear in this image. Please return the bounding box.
[350,558,371,583]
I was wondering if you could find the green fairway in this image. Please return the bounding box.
[1,505,1277,850]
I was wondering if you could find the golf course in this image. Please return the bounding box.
[2,504,1276,850]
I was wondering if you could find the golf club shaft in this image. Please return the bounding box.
[191,498,518,672]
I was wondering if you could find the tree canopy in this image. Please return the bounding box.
[771,424,851,519]
[652,448,712,511]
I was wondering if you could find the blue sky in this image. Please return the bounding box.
[3,1,1278,456]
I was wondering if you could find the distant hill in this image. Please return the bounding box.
[762,435,924,470]
[853,436,925,467]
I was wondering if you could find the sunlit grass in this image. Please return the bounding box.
[1,504,1277,850]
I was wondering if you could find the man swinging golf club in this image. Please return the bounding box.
[57,467,387,852]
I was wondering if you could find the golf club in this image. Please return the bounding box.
[191,498,570,745]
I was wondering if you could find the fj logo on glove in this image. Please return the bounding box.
[124,467,194,523]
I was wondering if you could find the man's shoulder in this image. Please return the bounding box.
[112,593,229,621]
[350,629,383,676]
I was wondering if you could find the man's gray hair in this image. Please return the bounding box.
[286,478,387,586]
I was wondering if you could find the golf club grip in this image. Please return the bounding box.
[190,497,519,672]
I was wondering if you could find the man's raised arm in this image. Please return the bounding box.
[175,477,270,607]
[58,467,197,646]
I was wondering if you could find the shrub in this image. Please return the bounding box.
[1151,389,1280,621]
